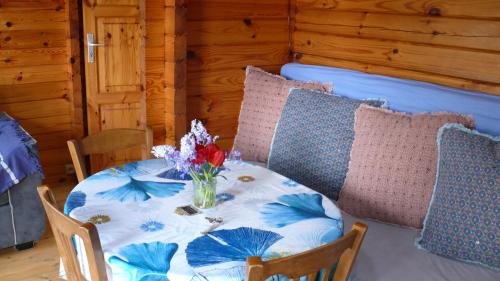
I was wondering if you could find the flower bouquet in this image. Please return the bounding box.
[152,120,226,209]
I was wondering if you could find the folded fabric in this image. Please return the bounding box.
[233,66,332,163]
[339,105,474,228]
[268,89,384,200]
[0,113,43,194]
[416,124,499,270]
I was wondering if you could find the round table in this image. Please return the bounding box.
[65,159,343,281]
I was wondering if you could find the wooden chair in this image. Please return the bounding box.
[67,127,153,182]
[246,222,367,281]
[37,185,108,281]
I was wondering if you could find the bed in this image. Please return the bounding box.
[280,63,500,281]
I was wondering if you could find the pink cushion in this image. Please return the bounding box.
[338,105,474,228]
[233,66,332,162]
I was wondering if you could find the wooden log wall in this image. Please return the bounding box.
[292,0,500,96]
[5,0,498,182]
[0,0,185,182]
[186,0,290,149]
[146,0,186,147]
[146,0,169,145]
[0,0,82,183]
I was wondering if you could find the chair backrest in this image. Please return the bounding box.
[246,222,367,281]
[67,127,153,182]
[37,185,108,281]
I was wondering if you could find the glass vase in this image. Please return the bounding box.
[192,176,217,209]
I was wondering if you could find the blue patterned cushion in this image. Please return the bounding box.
[416,124,499,270]
[267,89,384,200]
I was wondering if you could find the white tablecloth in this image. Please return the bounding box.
[64,159,343,281]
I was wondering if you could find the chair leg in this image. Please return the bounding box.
[15,241,34,251]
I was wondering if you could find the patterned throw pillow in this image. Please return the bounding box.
[338,105,474,228]
[416,124,499,270]
[233,66,332,163]
[267,89,384,200]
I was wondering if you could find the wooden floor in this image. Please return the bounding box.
[0,181,74,281]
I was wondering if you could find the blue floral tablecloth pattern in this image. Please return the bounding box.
[65,159,343,281]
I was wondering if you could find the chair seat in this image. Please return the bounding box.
[343,212,500,281]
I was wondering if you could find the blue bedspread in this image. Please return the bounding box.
[281,63,500,136]
[0,113,43,194]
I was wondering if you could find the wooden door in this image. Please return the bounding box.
[82,0,146,172]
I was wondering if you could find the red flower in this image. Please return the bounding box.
[191,143,225,167]
[195,144,205,152]
[192,144,208,165]
[204,144,220,157]
[209,149,225,167]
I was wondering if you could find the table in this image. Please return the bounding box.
[64,159,343,281]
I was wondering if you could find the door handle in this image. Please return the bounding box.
[87,42,106,47]
[86,32,106,63]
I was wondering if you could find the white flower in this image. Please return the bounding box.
[151,145,168,158]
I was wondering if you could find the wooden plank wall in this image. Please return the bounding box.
[292,0,500,96]
[146,0,187,146]
[3,0,499,182]
[164,0,187,146]
[186,0,290,149]
[146,0,169,145]
[0,0,82,183]
[0,0,185,182]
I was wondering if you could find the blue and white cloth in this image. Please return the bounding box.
[64,159,343,281]
[0,112,43,194]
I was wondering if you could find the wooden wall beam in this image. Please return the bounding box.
[65,0,83,140]
[188,44,289,72]
[294,31,500,84]
[165,0,187,145]
[296,9,500,52]
[187,0,288,20]
[187,19,288,46]
[146,0,167,145]
[297,0,500,19]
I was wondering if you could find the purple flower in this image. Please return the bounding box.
[176,160,191,175]
[180,133,196,161]
[152,145,192,175]
[191,119,209,144]
[150,120,223,179]
[164,146,178,158]
[228,150,242,161]
[190,119,219,145]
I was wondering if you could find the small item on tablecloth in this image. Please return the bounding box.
[205,217,223,224]
[175,205,200,216]
[201,217,224,234]
[238,176,255,182]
